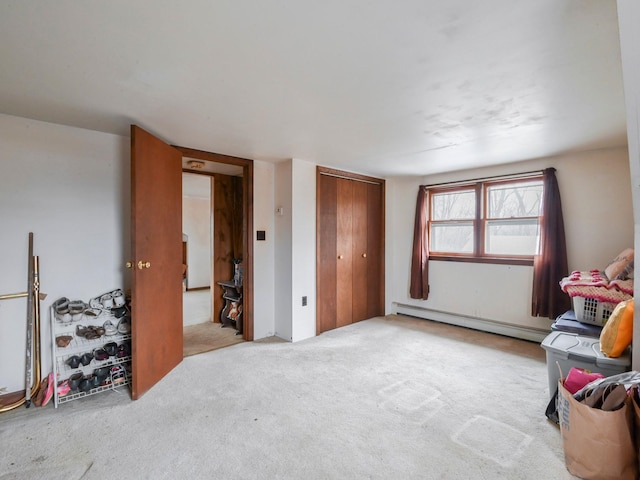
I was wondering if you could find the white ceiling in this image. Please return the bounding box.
[0,0,627,178]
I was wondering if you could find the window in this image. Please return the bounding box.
[427,176,543,264]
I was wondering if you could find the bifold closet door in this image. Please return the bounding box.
[317,174,338,333]
[365,181,384,319]
[351,180,369,323]
[336,177,354,327]
[317,170,384,334]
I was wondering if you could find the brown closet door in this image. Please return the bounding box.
[366,181,384,318]
[335,177,353,328]
[351,180,369,323]
[317,174,338,333]
[317,168,385,335]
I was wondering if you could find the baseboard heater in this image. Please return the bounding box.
[393,303,549,343]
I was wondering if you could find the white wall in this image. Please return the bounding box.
[253,160,277,340]
[388,147,633,340]
[274,160,293,340]
[271,159,318,342]
[0,114,129,392]
[291,159,316,342]
[182,174,211,289]
[617,0,640,369]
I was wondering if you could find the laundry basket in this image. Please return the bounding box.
[572,296,618,326]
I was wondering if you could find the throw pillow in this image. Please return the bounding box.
[604,248,634,281]
[600,298,634,357]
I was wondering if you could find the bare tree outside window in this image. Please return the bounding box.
[430,189,475,253]
[428,177,544,258]
[486,181,542,255]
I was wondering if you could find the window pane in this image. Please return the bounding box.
[487,181,542,218]
[431,190,475,220]
[430,222,474,253]
[485,219,539,255]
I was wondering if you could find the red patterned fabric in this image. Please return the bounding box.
[560,269,633,304]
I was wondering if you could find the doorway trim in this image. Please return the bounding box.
[175,146,254,341]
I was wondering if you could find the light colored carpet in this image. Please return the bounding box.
[183,321,244,357]
[0,315,572,479]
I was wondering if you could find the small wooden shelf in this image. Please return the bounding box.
[217,281,243,335]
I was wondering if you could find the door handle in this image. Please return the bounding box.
[338,255,344,259]
[125,261,133,269]
[137,261,151,269]
[362,253,367,258]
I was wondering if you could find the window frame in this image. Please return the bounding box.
[427,175,543,266]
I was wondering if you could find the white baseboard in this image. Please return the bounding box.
[393,303,549,343]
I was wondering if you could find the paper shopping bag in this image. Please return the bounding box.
[557,380,636,480]
[631,388,640,475]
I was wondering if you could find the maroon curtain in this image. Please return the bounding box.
[531,168,571,318]
[410,186,429,299]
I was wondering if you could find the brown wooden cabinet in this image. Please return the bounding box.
[317,168,384,334]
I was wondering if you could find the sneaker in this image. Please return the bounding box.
[103,320,118,336]
[110,365,126,385]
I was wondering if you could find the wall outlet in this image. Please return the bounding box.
[302,296,307,306]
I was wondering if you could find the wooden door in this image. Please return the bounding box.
[130,125,183,400]
[351,180,369,323]
[336,178,353,328]
[366,181,384,318]
[316,168,385,334]
[317,174,338,333]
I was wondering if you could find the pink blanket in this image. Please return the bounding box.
[560,270,633,304]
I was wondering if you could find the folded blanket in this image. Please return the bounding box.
[560,269,634,304]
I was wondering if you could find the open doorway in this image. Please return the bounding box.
[178,151,252,356]
[182,172,213,324]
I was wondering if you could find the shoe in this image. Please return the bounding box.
[103,342,118,356]
[33,375,48,406]
[68,372,83,390]
[41,372,54,406]
[79,326,104,340]
[94,366,110,381]
[66,355,81,368]
[88,375,101,388]
[117,316,131,334]
[53,297,70,314]
[68,300,86,314]
[56,311,72,324]
[79,352,94,366]
[111,365,126,385]
[57,379,70,396]
[78,379,92,392]
[76,325,88,337]
[115,341,131,358]
[84,307,102,317]
[93,348,109,361]
[56,335,73,348]
[103,320,117,336]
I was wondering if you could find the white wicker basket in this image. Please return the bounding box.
[572,296,617,326]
